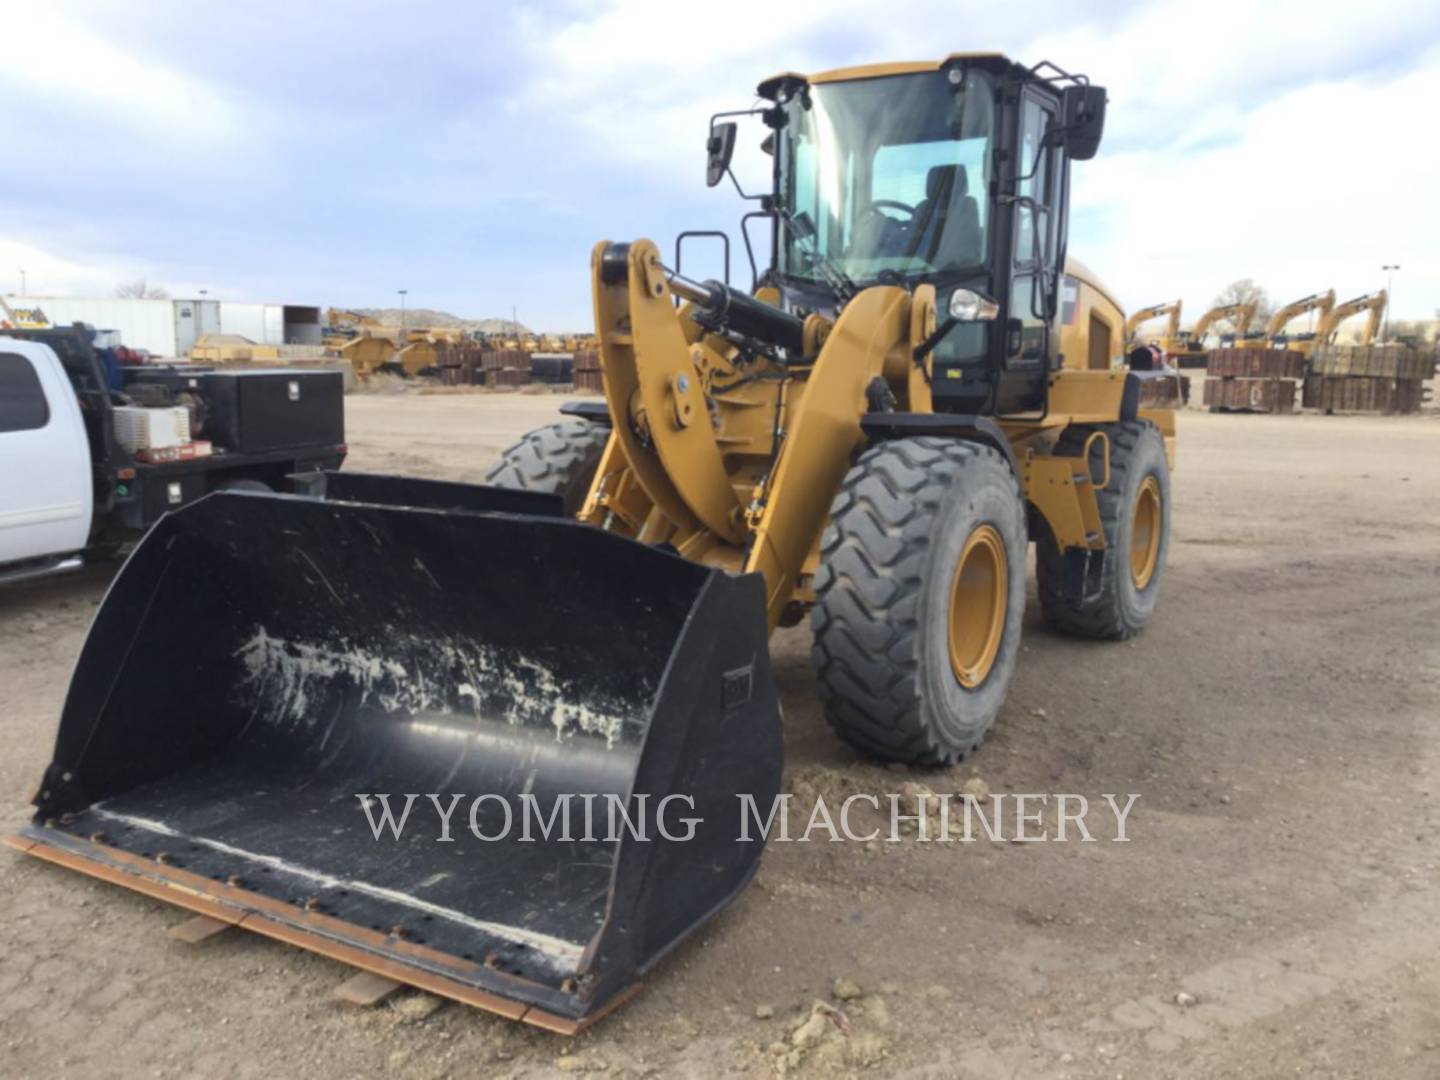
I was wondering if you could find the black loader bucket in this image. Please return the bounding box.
[8,477,781,1032]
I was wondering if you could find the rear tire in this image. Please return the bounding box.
[1036,420,1170,640]
[484,420,608,516]
[810,438,1027,765]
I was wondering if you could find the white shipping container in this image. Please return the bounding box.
[263,305,284,344]
[219,301,266,342]
[4,296,321,354]
[3,295,178,356]
[217,303,289,345]
[173,298,220,356]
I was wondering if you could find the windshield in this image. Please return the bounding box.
[778,69,994,287]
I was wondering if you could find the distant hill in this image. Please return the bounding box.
[351,308,532,336]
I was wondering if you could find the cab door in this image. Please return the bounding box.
[0,342,93,563]
[1001,88,1066,406]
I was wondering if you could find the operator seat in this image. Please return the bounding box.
[909,164,982,267]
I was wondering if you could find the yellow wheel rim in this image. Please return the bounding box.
[948,524,1008,689]
[1130,475,1162,590]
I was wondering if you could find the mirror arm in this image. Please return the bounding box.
[1013,130,1052,185]
[726,166,767,203]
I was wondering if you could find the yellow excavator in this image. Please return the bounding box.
[1125,300,1182,351]
[1263,289,1336,356]
[1317,289,1386,347]
[12,54,1176,1032]
[1169,301,1258,366]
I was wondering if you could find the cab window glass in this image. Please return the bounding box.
[0,353,50,433]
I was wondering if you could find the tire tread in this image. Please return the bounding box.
[811,437,1020,765]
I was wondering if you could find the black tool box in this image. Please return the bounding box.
[200,369,344,453]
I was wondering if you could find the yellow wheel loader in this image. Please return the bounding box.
[11,54,1177,1032]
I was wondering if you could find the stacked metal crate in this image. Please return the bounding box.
[529,353,575,385]
[1305,345,1435,414]
[433,341,486,386]
[1203,348,1305,413]
[479,349,532,388]
[573,349,603,394]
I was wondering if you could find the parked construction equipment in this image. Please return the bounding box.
[1204,289,1413,414]
[14,54,1177,1032]
[1125,300,1182,349]
[1169,302,1258,367]
[1264,289,1335,355]
[1304,293,1432,414]
[1316,290,1386,348]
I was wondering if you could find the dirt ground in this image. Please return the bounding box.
[3,389,1438,1079]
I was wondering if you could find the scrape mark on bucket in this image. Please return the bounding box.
[234,628,643,748]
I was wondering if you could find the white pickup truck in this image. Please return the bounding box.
[0,339,94,580]
[0,329,347,584]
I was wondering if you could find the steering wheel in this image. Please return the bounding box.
[856,199,916,227]
[850,199,918,261]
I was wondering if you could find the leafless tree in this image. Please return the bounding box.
[114,278,170,300]
[1209,278,1275,333]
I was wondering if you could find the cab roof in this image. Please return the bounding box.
[758,54,1012,100]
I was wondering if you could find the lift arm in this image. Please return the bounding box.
[1265,290,1335,339]
[1317,290,1387,345]
[1124,300,1182,345]
[1192,302,1256,342]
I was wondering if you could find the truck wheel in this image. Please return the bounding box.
[1036,420,1170,640]
[220,479,272,493]
[483,420,608,516]
[810,438,1027,765]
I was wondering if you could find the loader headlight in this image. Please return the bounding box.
[948,289,1000,322]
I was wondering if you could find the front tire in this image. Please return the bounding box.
[1036,420,1171,639]
[810,438,1027,765]
[483,420,608,516]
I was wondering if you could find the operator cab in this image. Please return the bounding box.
[705,54,1106,416]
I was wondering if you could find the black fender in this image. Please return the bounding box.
[858,412,1019,478]
[559,400,612,425]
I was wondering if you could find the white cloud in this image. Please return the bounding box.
[506,0,1439,319]
[0,238,222,302]
[3,0,1435,325]
[0,2,246,143]
[507,0,1027,180]
[1073,50,1440,321]
[0,238,127,298]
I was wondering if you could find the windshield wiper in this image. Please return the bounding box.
[774,198,857,303]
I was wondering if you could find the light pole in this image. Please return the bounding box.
[398,289,408,338]
[1381,264,1399,341]
[198,289,208,343]
[17,267,25,295]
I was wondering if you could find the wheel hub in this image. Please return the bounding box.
[1130,474,1161,589]
[947,524,1007,689]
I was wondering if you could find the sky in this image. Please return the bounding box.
[1,0,1437,331]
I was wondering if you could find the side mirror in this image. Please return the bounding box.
[1060,85,1106,160]
[706,121,737,187]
